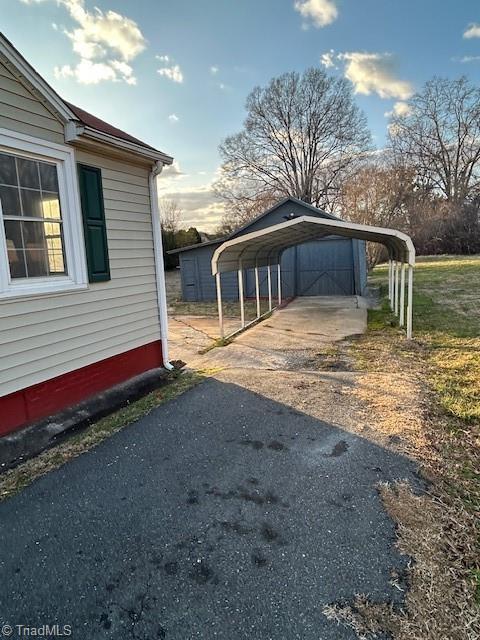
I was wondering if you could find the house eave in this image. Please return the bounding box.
[65,122,174,165]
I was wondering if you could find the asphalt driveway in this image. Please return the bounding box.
[0,376,420,639]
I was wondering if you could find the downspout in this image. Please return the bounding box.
[149,161,175,371]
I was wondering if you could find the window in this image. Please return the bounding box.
[1,152,67,279]
[0,129,87,298]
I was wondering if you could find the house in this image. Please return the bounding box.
[0,33,173,437]
[169,198,368,302]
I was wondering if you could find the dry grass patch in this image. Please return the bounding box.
[329,256,480,639]
[324,482,479,640]
[347,318,434,458]
[350,370,431,456]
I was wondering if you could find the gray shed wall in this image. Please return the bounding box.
[177,201,368,302]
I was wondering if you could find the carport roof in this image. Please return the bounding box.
[212,215,415,274]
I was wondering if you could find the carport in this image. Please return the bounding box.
[211,215,415,339]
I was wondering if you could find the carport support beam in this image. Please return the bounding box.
[407,265,413,339]
[238,263,245,328]
[388,260,393,307]
[255,266,261,318]
[394,261,400,316]
[215,272,224,338]
[392,260,397,313]
[399,263,406,327]
[277,264,282,306]
[267,264,272,311]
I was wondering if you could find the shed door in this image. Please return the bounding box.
[181,258,198,301]
[296,240,354,296]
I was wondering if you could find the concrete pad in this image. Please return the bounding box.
[168,315,240,363]
[178,297,367,371]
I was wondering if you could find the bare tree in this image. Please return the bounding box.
[159,199,181,233]
[389,76,480,206]
[339,156,415,267]
[215,68,371,229]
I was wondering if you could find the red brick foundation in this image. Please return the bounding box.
[0,340,163,437]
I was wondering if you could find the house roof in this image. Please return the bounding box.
[168,197,339,255]
[0,32,173,164]
[65,102,159,153]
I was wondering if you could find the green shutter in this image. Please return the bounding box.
[78,164,110,282]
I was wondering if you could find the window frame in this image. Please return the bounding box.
[0,128,88,299]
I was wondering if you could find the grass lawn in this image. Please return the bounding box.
[343,254,480,638]
[368,255,480,517]
[369,255,480,424]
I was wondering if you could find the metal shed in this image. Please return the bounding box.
[169,198,368,301]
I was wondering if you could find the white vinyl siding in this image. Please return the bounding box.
[0,142,161,396]
[0,60,65,145]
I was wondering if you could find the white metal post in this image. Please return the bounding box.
[406,265,413,339]
[254,266,261,318]
[277,263,282,306]
[389,260,394,308]
[387,260,391,303]
[215,272,224,338]
[238,263,245,328]
[394,261,400,316]
[267,264,272,311]
[399,263,406,327]
[392,260,397,312]
[391,260,396,311]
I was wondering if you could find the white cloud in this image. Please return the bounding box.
[54,56,136,85]
[158,169,224,232]
[168,113,179,123]
[21,0,146,85]
[160,160,186,180]
[320,49,336,69]
[157,55,170,63]
[338,51,413,100]
[55,59,116,83]
[110,60,136,84]
[64,2,145,61]
[464,23,480,39]
[157,61,184,83]
[384,101,412,118]
[210,65,219,74]
[458,55,480,63]
[294,0,338,28]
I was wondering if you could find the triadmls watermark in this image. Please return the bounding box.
[1,625,72,637]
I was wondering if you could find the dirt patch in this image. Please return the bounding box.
[347,370,431,456]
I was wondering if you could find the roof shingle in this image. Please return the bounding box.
[65,101,158,152]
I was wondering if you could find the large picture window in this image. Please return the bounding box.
[0,129,87,298]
